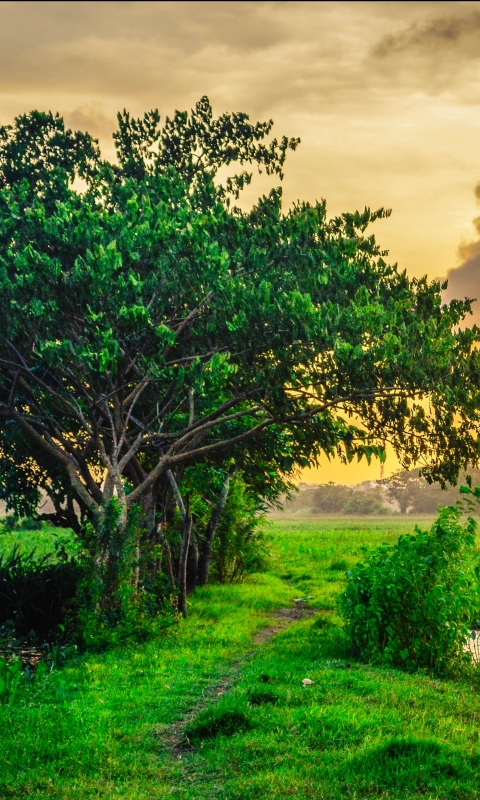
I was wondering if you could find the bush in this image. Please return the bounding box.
[2,515,17,531]
[339,505,480,672]
[18,517,43,531]
[0,546,86,643]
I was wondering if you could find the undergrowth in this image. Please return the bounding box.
[0,515,478,799]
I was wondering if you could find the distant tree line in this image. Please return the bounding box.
[280,470,480,516]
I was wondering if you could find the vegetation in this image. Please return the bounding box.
[340,504,480,671]
[0,546,84,643]
[0,516,479,799]
[1,92,480,796]
[1,98,480,623]
[277,469,480,517]
[311,482,388,515]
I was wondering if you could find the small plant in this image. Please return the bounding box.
[186,705,252,742]
[339,504,480,672]
[0,657,22,704]
[211,476,269,583]
[329,559,348,571]
[248,687,279,705]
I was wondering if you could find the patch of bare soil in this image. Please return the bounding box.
[158,605,319,755]
[252,604,317,645]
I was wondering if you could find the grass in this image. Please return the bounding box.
[0,521,81,561]
[1,513,479,799]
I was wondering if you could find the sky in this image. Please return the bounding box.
[1,0,480,483]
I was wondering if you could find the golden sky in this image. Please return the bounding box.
[2,0,480,483]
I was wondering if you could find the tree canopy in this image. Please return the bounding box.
[1,97,480,610]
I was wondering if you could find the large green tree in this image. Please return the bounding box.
[1,97,480,608]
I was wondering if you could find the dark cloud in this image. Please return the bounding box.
[443,253,480,325]
[443,182,480,325]
[373,9,480,58]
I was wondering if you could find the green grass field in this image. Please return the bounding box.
[1,514,480,799]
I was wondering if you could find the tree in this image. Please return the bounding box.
[343,491,387,516]
[1,97,480,613]
[381,470,424,514]
[312,483,354,514]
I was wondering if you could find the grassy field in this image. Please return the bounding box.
[1,514,480,799]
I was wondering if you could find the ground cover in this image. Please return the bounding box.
[0,523,81,561]
[0,515,479,799]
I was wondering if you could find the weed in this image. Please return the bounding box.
[247,687,279,705]
[186,707,252,742]
[329,559,347,571]
[0,657,22,704]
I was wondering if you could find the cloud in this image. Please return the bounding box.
[443,182,480,325]
[373,9,480,58]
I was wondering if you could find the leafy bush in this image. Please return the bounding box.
[339,505,480,672]
[0,546,86,643]
[2,515,17,531]
[18,517,43,531]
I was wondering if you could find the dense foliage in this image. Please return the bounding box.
[340,505,480,672]
[0,546,84,642]
[1,96,480,617]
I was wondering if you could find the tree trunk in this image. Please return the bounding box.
[197,467,237,587]
[94,494,129,612]
[177,511,192,618]
[157,522,175,589]
[186,528,199,593]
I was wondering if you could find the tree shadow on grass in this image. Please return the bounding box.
[347,737,479,794]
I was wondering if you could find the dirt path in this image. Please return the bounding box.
[159,605,317,755]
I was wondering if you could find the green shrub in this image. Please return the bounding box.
[339,505,480,672]
[3,515,17,531]
[0,546,86,643]
[18,517,43,531]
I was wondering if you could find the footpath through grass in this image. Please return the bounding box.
[1,515,480,799]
